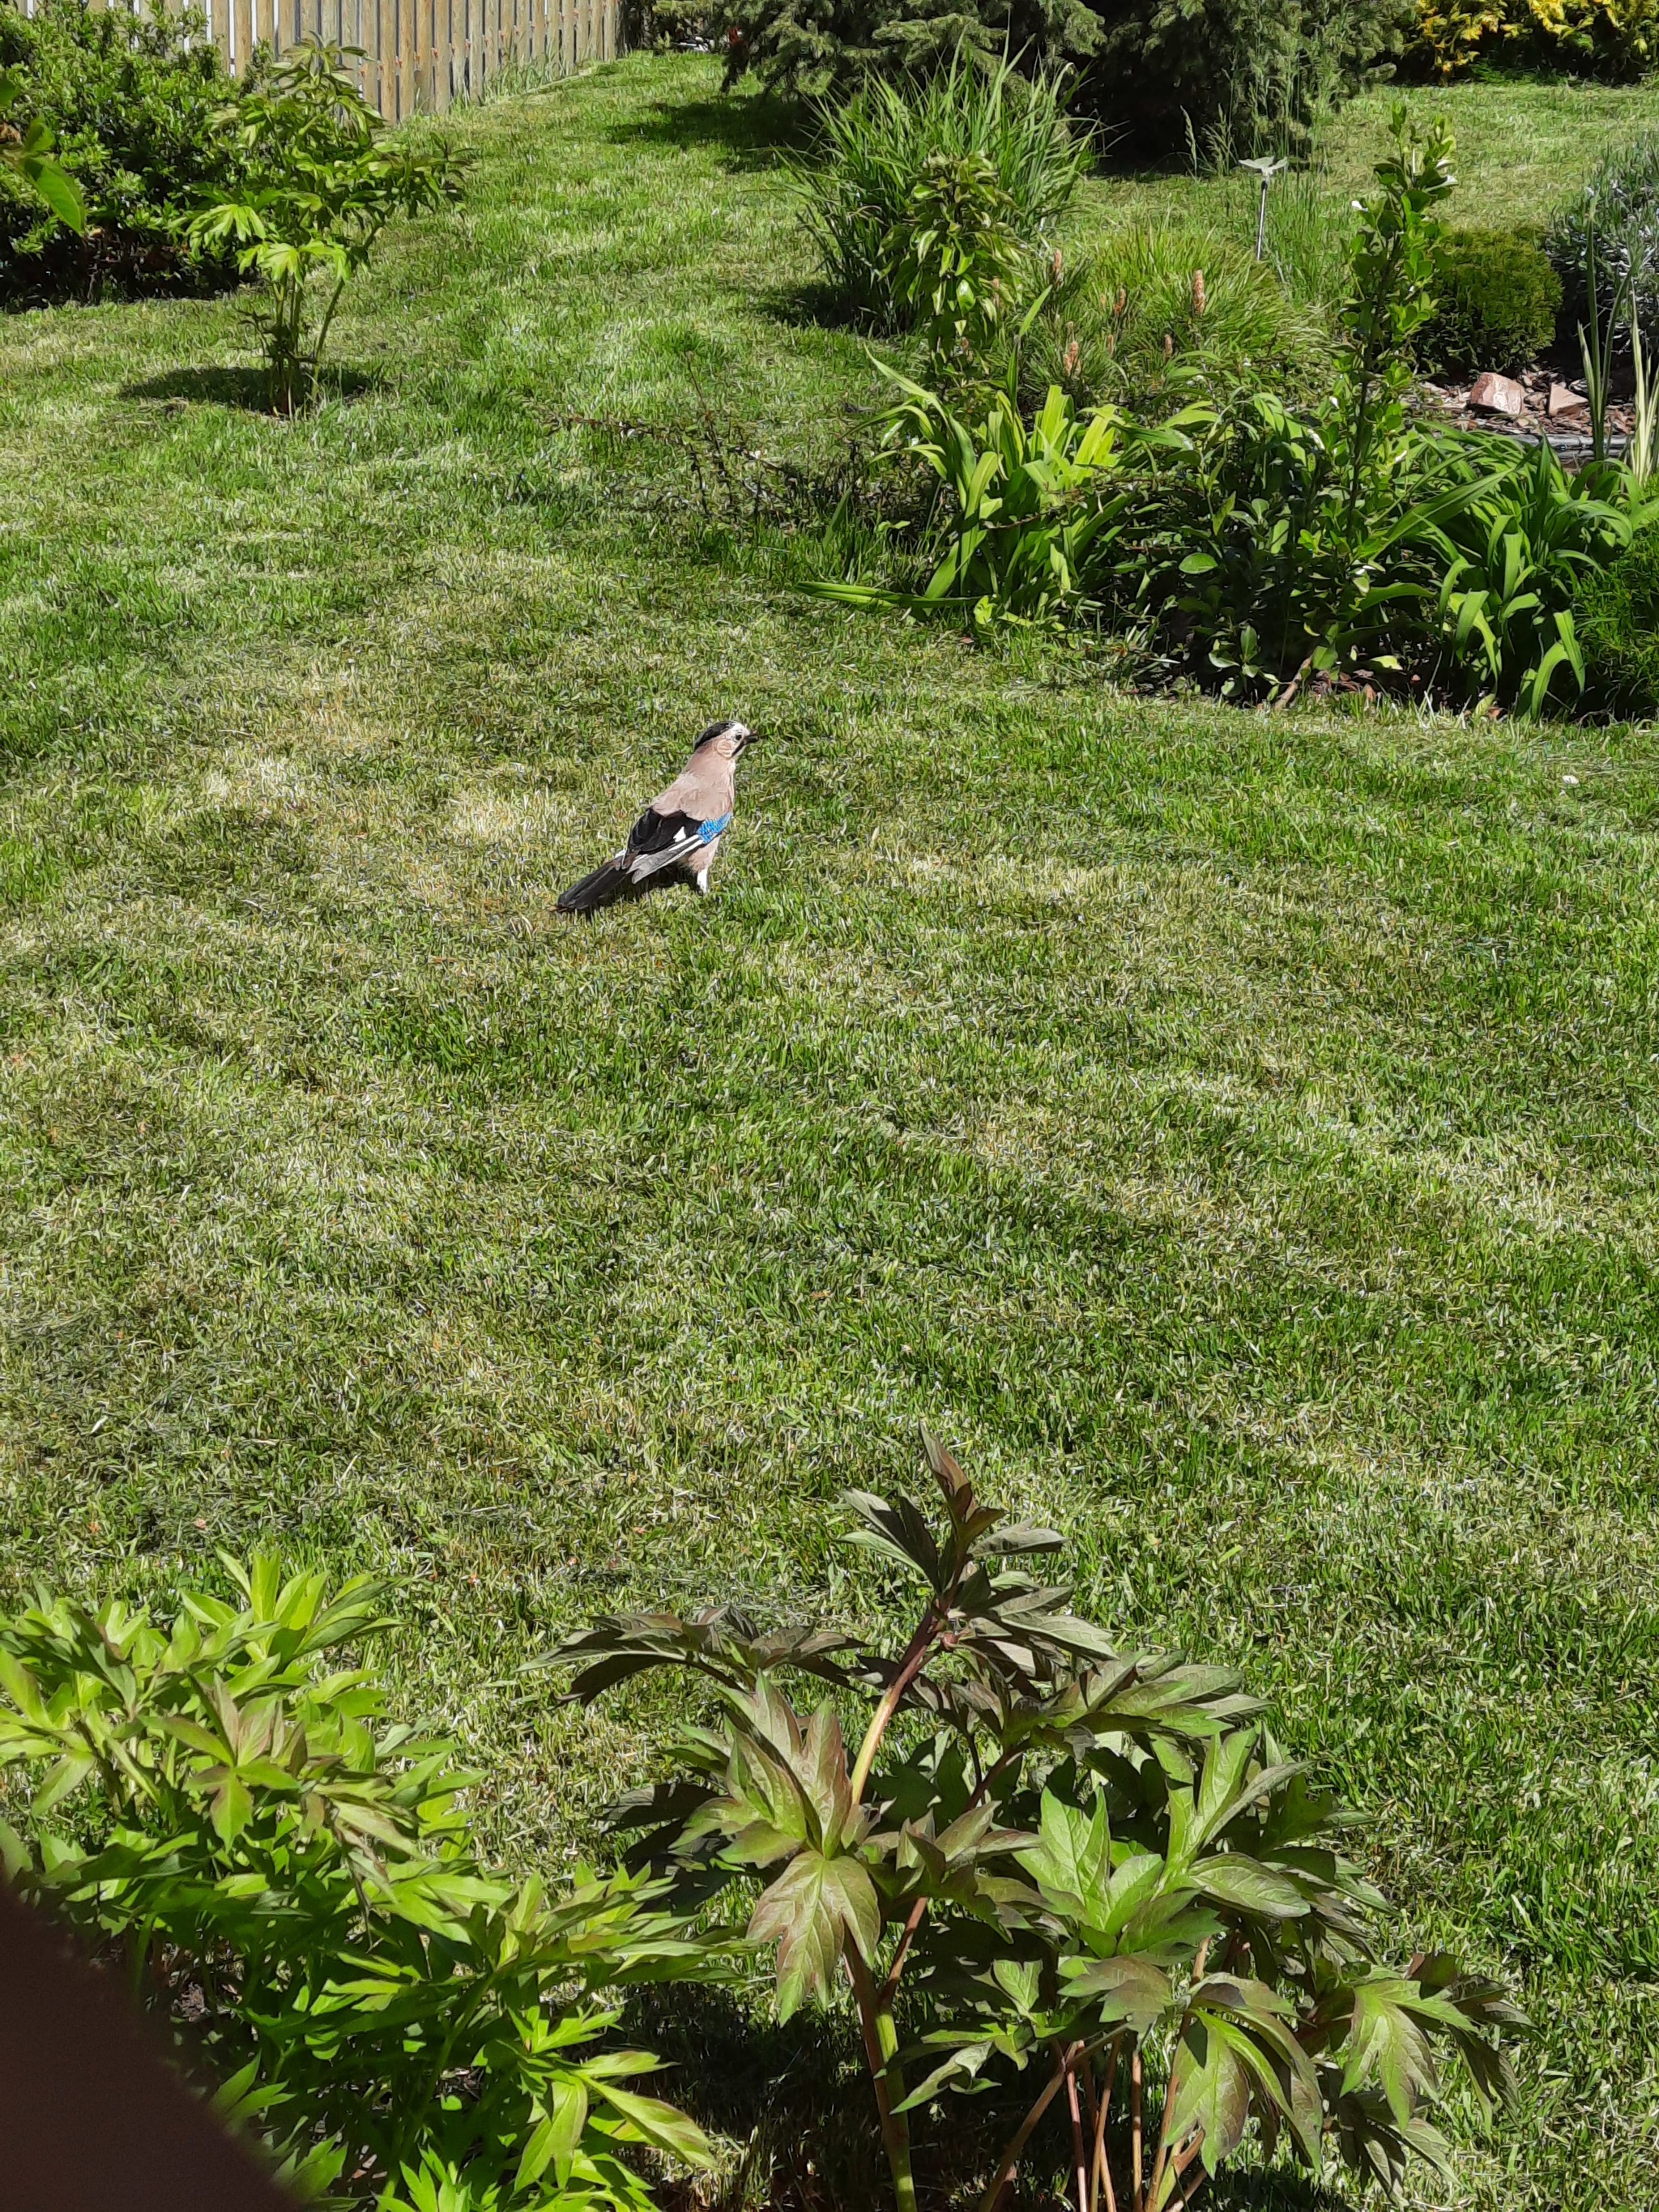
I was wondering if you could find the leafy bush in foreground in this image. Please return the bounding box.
[0,0,248,303]
[0,1558,719,2210]
[554,1434,1524,2212]
[1419,225,1562,377]
[797,49,1087,336]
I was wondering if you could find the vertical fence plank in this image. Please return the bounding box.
[399,0,414,117]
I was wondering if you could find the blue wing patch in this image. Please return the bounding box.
[697,812,732,844]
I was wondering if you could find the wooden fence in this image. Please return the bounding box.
[29,0,623,119]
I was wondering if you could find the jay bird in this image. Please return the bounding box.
[557,718,756,916]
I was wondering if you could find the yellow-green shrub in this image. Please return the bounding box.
[1411,0,1659,79]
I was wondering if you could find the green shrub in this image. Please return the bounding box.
[817,368,1154,627]
[719,0,1405,151]
[717,0,1102,93]
[0,61,82,231]
[1085,0,1414,158]
[1576,519,1659,713]
[1549,132,1659,352]
[1419,224,1562,377]
[1410,0,1659,82]
[0,1558,720,2210]
[188,40,462,414]
[554,1432,1525,2212]
[797,49,1088,333]
[0,0,249,303]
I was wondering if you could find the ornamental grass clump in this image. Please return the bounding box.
[1013,227,1318,412]
[797,47,1088,335]
[552,1432,1525,2212]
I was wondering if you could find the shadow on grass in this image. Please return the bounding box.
[751,274,866,336]
[606,89,817,170]
[117,364,384,411]
[628,1984,1353,2212]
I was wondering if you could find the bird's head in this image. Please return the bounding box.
[692,718,757,761]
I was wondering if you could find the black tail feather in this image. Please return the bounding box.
[557,857,635,915]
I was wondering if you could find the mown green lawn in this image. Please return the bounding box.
[1091,68,1659,233]
[4,52,1659,2210]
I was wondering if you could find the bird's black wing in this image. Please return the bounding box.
[626,807,706,859]
[620,806,719,883]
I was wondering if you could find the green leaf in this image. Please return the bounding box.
[1340,1975,1441,2125]
[548,2076,591,2183]
[34,1748,96,1816]
[1191,1853,1311,1920]
[748,1847,880,2021]
[514,2111,558,2192]
[1058,1952,1173,2034]
[1018,1789,1112,1918]
[590,2081,714,2168]
[1164,2015,1253,2197]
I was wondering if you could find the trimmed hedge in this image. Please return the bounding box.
[1419,224,1562,377]
[0,0,249,304]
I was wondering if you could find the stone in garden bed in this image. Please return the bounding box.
[1469,371,1526,418]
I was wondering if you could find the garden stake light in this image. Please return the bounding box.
[1238,156,1287,261]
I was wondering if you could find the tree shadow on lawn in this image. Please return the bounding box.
[631,1984,1351,2212]
[117,364,384,411]
[606,88,817,172]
